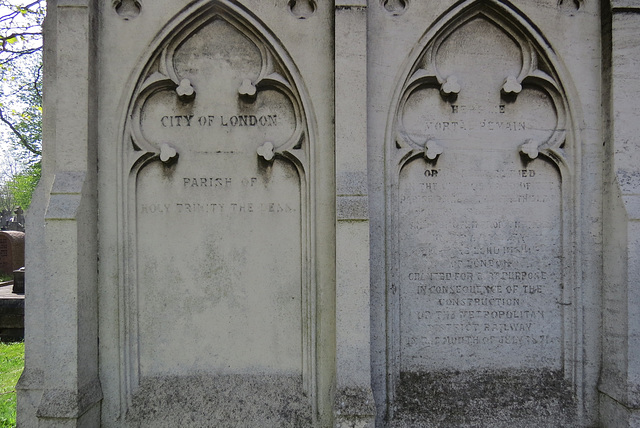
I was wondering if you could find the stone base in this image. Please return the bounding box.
[0,291,23,342]
[389,369,576,427]
[334,386,376,428]
[34,405,101,428]
[16,369,43,428]
[125,374,312,427]
[600,393,640,428]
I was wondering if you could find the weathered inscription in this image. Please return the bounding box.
[137,154,302,375]
[130,15,307,379]
[418,119,526,133]
[140,201,296,214]
[399,154,562,371]
[139,175,298,216]
[385,8,579,425]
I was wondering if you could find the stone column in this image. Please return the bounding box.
[600,2,640,426]
[16,0,101,426]
[334,2,375,427]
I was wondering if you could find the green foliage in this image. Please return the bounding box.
[6,161,39,210]
[0,181,13,214]
[0,1,44,212]
[0,55,42,164]
[0,1,43,63]
[0,342,24,428]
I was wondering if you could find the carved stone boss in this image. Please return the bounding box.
[119,0,317,416]
[384,0,581,417]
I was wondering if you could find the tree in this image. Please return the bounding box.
[6,160,38,208]
[0,0,44,211]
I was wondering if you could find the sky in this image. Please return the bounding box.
[0,0,43,182]
[0,2,16,177]
[0,138,11,181]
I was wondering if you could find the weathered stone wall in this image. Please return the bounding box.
[15,0,638,427]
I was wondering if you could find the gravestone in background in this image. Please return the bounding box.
[0,231,25,276]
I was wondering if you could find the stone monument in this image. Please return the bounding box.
[16,0,640,426]
[0,231,25,276]
[367,0,603,424]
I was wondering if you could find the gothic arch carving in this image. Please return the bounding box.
[383,0,583,419]
[389,1,574,169]
[117,0,318,418]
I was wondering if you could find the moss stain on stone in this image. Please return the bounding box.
[391,369,576,427]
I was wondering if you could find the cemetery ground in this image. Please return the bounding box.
[0,342,23,427]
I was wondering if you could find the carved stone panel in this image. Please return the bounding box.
[399,157,563,371]
[385,2,579,424]
[119,2,316,424]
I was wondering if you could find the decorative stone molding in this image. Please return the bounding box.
[119,0,318,422]
[383,0,581,423]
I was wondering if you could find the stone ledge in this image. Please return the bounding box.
[127,374,311,427]
[600,392,640,427]
[36,378,102,419]
[336,1,367,8]
[0,285,23,341]
[334,386,376,428]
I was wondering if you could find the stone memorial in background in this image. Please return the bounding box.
[0,210,10,229]
[1,207,26,232]
[0,231,25,277]
[16,0,640,427]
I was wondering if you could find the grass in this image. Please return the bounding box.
[0,342,23,428]
[0,274,12,283]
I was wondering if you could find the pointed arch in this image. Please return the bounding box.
[115,0,318,421]
[382,0,584,421]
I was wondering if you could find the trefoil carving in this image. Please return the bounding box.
[520,139,541,159]
[175,78,195,102]
[114,0,141,20]
[238,79,257,99]
[288,0,316,19]
[501,75,522,98]
[127,7,309,171]
[381,0,408,15]
[440,75,461,100]
[424,139,444,161]
[257,141,275,162]
[159,143,178,164]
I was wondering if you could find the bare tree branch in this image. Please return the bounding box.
[0,107,41,156]
[0,0,44,170]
